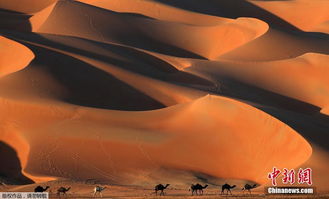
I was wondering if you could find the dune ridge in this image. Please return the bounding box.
[189,53,329,111]
[0,95,312,184]
[249,0,329,33]
[35,0,269,60]
[0,36,34,78]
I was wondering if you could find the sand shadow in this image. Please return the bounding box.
[0,142,34,185]
[2,30,214,89]
[0,8,32,32]
[153,0,328,40]
[201,75,329,151]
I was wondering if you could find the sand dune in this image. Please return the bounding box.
[77,0,247,26]
[0,36,34,78]
[35,0,268,60]
[190,53,329,110]
[249,0,329,33]
[1,0,329,195]
[0,95,311,184]
[220,28,329,61]
[0,31,210,108]
[0,0,56,14]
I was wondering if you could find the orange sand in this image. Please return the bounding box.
[0,36,34,77]
[1,0,329,194]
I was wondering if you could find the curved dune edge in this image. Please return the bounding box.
[76,0,246,26]
[312,20,329,34]
[0,95,311,184]
[194,53,329,110]
[0,36,35,78]
[320,107,329,116]
[0,99,56,183]
[19,39,206,106]
[36,0,269,60]
[218,27,329,62]
[30,2,57,31]
[0,0,57,14]
[249,0,329,33]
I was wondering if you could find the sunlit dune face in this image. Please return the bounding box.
[192,53,329,110]
[0,36,34,78]
[249,0,329,33]
[36,0,268,60]
[0,0,56,14]
[0,96,311,184]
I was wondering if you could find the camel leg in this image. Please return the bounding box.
[249,189,251,195]
[100,192,103,198]
[155,190,157,196]
[229,189,232,195]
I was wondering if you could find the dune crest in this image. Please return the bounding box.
[249,0,329,33]
[0,95,311,184]
[192,53,329,110]
[0,0,57,14]
[35,0,268,60]
[30,2,57,32]
[0,36,34,78]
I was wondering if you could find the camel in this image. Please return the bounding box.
[242,184,257,195]
[57,187,71,197]
[190,184,208,195]
[154,184,170,196]
[93,186,106,197]
[34,186,50,192]
[221,184,236,195]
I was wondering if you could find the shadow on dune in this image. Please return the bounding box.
[2,30,214,88]
[186,67,321,114]
[19,43,168,111]
[221,28,329,61]
[0,142,34,185]
[261,107,329,152]
[39,1,207,59]
[0,8,32,31]
[154,0,328,39]
[192,74,329,151]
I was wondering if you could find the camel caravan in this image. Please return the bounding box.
[33,183,258,197]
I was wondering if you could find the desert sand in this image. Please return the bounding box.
[0,0,329,198]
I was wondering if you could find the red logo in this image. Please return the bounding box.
[268,167,312,186]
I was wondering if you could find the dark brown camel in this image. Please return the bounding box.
[57,187,71,196]
[154,184,170,196]
[242,184,257,195]
[34,186,49,192]
[221,183,236,195]
[190,184,208,195]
